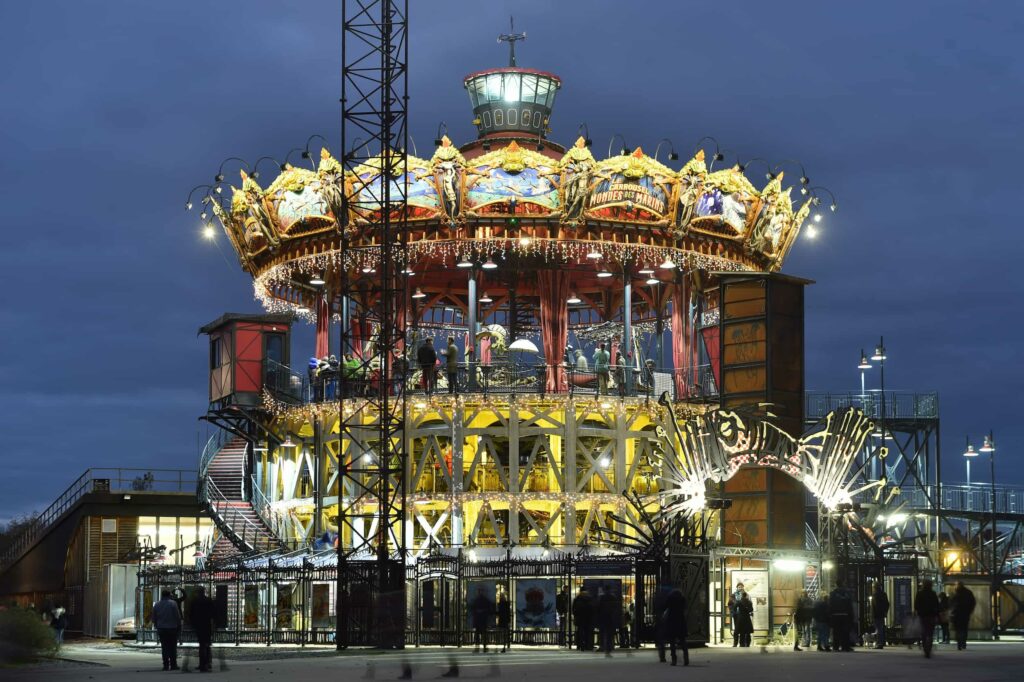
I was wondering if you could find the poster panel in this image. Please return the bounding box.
[732,570,769,632]
[311,584,332,629]
[243,585,260,629]
[515,579,557,629]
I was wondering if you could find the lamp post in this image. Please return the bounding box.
[980,431,998,639]
[963,437,977,491]
[857,351,873,479]
[870,339,888,485]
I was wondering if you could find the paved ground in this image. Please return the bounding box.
[6,640,1023,681]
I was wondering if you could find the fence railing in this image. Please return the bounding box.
[0,468,197,574]
[897,484,1024,515]
[805,391,939,422]
[265,358,718,404]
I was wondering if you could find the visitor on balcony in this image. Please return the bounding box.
[444,336,459,395]
[594,343,610,395]
[614,349,626,397]
[343,353,362,398]
[640,359,656,397]
[417,339,438,396]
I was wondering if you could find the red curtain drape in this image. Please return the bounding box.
[538,270,570,392]
[315,292,330,359]
[671,278,690,396]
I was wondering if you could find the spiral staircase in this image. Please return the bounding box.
[199,432,284,562]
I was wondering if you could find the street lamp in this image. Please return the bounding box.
[963,437,978,488]
[980,431,998,639]
[857,349,871,397]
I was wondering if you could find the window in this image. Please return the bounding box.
[264,333,285,366]
[521,75,537,104]
[209,337,222,370]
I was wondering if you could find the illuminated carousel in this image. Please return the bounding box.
[180,40,879,646]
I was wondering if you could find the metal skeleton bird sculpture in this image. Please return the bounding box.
[652,393,884,522]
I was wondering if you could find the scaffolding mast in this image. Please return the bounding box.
[337,0,409,648]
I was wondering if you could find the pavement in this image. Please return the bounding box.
[5,640,1023,681]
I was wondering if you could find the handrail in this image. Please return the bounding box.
[897,484,1024,515]
[249,476,285,542]
[805,391,939,421]
[0,468,197,574]
[199,429,234,480]
[200,477,278,553]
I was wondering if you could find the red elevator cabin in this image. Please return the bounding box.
[200,313,293,409]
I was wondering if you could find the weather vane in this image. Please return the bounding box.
[497,16,526,67]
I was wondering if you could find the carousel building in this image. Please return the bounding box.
[152,44,910,647]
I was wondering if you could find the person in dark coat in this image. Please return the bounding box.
[794,590,814,650]
[556,586,569,646]
[813,593,831,651]
[829,581,854,652]
[951,581,976,650]
[596,587,619,657]
[152,590,182,671]
[417,339,438,396]
[871,582,890,649]
[727,582,746,647]
[937,590,951,644]
[189,587,217,672]
[734,592,754,647]
[914,579,941,658]
[658,589,689,666]
[496,593,512,653]
[572,589,594,651]
[470,587,494,653]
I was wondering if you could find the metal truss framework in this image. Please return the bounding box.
[337,0,409,648]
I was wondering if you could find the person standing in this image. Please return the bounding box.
[914,579,940,658]
[496,592,512,653]
[794,590,814,651]
[813,592,831,651]
[152,590,182,671]
[613,349,626,396]
[871,582,890,649]
[734,592,754,647]
[417,339,438,396]
[556,586,569,647]
[829,581,854,652]
[189,587,217,672]
[470,587,494,653]
[597,586,620,657]
[49,606,67,649]
[659,588,689,666]
[572,588,594,651]
[593,343,610,395]
[444,336,459,395]
[937,589,951,645]
[727,582,746,647]
[951,581,976,650]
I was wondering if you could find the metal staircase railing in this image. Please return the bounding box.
[249,476,287,544]
[199,477,278,554]
[199,429,234,480]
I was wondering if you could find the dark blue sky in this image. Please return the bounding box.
[1,1,1021,521]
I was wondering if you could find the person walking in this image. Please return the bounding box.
[470,587,494,653]
[572,588,594,651]
[829,581,854,652]
[49,606,67,649]
[444,336,459,395]
[813,593,831,651]
[937,589,951,644]
[914,579,941,658]
[727,582,746,647]
[734,592,754,647]
[189,587,217,672]
[794,590,813,651]
[871,582,890,649]
[152,590,182,671]
[556,586,569,647]
[658,588,689,666]
[417,339,438,396]
[496,592,512,653]
[593,343,610,395]
[950,581,976,650]
[596,587,619,657]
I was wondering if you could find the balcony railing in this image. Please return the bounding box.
[264,359,717,404]
[805,391,939,422]
[896,484,1024,515]
[0,468,198,574]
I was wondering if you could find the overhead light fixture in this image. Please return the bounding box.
[309,272,326,286]
[193,550,205,559]
[282,436,296,449]
[482,257,498,270]
[479,291,493,303]
[599,456,611,468]
[659,257,676,269]
[254,444,268,453]
[638,267,655,275]
[457,256,473,268]
[963,443,978,458]
[295,305,310,314]
[586,248,602,260]
[412,287,426,299]
[597,269,612,278]
[858,350,871,370]
[567,292,582,304]
[202,224,216,240]
[871,345,886,362]
[646,277,660,285]
[772,558,807,572]
[402,267,414,275]
[980,435,995,453]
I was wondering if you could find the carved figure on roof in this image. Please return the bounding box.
[430,136,467,221]
[208,196,250,269]
[556,137,596,223]
[675,150,708,232]
[748,174,790,254]
[233,171,279,249]
[316,148,351,235]
[692,166,757,238]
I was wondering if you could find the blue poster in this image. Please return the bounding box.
[515,579,556,629]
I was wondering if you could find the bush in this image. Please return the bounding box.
[0,607,57,663]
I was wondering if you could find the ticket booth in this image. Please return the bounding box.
[199,313,293,409]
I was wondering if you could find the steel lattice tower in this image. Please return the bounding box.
[336,0,408,649]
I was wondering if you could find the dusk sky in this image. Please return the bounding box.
[1,1,1021,522]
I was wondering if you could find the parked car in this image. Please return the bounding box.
[114,617,136,638]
